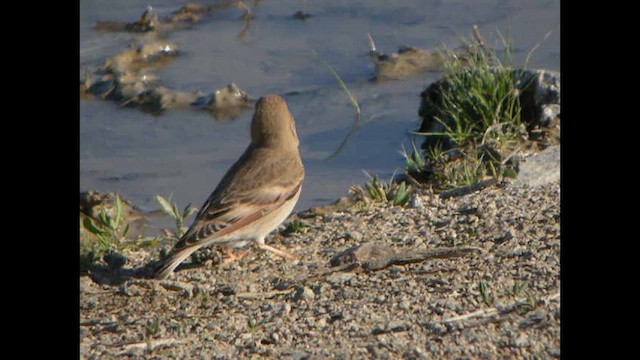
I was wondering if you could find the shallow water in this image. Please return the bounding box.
[80,0,559,213]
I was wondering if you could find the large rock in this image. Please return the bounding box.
[514,69,560,127]
[514,145,560,187]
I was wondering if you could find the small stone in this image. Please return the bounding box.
[512,247,533,258]
[425,322,447,335]
[327,273,355,285]
[414,347,428,359]
[494,230,514,243]
[294,286,315,301]
[316,317,327,329]
[79,276,93,292]
[280,303,292,317]
[514,333,528,347]
[514,145,560,187]
[388,320,410,332]
[347,231,363,242]
[409,194,424,209]
[290,352,309,360]
[372,321,410,334]
[305,318,316,327]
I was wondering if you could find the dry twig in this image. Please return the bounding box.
[439,178,498,199]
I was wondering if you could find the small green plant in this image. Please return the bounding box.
[247,317,257,332]
[199,291,210,308]
[145,317,161,337]
[82,194,130,253]
[400,140,430,182]
[246,316,264,334]
[80,194,161,272]
[156,194,201,263]
[506,280,536,315]
[281,220,310,236]
[514,294,536,316]
[507,280,529,298]
[156,194,198,239]
[477,281,495,306]
[350,173,413,206]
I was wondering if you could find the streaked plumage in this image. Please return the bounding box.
[154,95,304,279]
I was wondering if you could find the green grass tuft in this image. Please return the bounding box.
[156,194,197,240]
[409,34,533,191]
[350,172,413,207]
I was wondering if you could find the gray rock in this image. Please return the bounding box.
[514,145,560,187]
[409,194,424,209]
[294,286,315,301]
[347,231,363,242]
[514,69,561,126]
[372,320,411,335]
[327,273,356,286]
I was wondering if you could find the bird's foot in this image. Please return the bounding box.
[256,242,298,260]
[222,247,248,264]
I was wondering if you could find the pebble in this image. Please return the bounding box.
[514,333,529,347]
[294,286,315,301]
[327,273,355,285]
[409,194,424,209]
[347,231,363,242]
[79,276,93,292]
[279,303,291,317]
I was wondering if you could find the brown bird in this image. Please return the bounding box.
[154,95,304,279]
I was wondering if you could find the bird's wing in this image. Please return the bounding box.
[171,147,304,251]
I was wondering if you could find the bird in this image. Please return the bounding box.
[154,94,304,279]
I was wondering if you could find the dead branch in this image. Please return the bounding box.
[439,178,498,199]
[120,338,185,352]
[439,291,560,324]
[236,289,294,299]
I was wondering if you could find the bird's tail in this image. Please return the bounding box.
[153,245,199,280]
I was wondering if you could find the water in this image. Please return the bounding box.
[80,0,560,212]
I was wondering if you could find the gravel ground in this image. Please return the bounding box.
[80,180,560,359]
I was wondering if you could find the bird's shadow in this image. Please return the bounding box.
[84,263,154,286]
[83,255,219,286]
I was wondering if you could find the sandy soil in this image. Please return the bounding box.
[80,179,559,359]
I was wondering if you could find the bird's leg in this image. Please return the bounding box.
[255,238,297,260]
[221,245,247,264]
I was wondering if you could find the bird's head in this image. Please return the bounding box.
[251,95,299,150]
